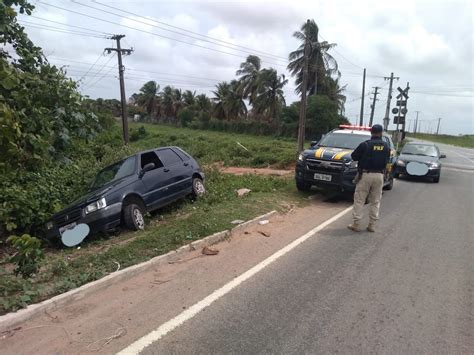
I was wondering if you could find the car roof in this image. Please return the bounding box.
[405,142,436,146]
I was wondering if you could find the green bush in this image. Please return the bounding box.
[129,125,148,142]
[7,234,44,278]
[178,108,195,127]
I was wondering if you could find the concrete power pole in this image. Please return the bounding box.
[383,72,399,131]
[359,68,366,126]
[297,20,312,153]
[369,86,380,126]
[105,34,133,144]
[414,111,420,135]
[436,118,442,135]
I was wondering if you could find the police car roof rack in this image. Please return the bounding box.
[339,124,371,131]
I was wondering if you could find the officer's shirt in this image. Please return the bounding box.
[351,137,390,171]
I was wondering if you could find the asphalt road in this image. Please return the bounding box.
[139,144,473,354]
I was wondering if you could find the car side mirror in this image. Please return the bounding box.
[440,154,446,159]
[139,163,155,178]
[310,141,318,148]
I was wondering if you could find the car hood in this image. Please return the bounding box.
[399,154,438,164]
[54,176,134,216]
[303,146,354,162]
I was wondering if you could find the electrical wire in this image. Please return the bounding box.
[82,52,116,87]
[23,14,114,36]
[18,21,107,39]
[90,0,288,61]
[77,52,106,83]
[36,1,287,68]
[47,57,224,82]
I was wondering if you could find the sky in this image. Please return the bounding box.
[16,0,474,135]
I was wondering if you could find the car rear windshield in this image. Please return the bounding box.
[317,133,368,150]
[92,156,136,189]
[402,144,438,157]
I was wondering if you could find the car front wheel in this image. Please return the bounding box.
[296,180,311,191]
[192,177,206,198]
[123,203,145,231]
[383,176,394,190]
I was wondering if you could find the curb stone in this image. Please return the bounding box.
[0,210,278,331]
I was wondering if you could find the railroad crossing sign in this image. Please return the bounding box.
[396,86,409,99]
[393,116,405,125]
[392,108,399,114]
[396,100,407,106]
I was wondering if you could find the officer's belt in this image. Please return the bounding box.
[362,170,384,173]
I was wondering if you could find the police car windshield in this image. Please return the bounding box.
[318,133,368,150]
[401,144,438,157]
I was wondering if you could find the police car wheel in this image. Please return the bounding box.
[383,176,394,190]
[296,180,311,191]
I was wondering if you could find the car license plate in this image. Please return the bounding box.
[59,222,77,235]
[314,173,332,181]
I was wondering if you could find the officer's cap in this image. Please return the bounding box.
[371,124,383,134]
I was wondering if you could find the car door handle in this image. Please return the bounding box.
[183,162,189,166]
[164,168,170,172]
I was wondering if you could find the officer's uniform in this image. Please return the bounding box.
[348,125,390,232]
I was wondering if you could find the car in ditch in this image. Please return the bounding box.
[394,142,445,182]
[45,146,205,244]
[295,125,397,193]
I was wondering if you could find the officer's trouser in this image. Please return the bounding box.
[352,172,384,225]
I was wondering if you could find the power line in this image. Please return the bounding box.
[82,52,116,87]
[18,21,107,38]
[36,1,287,68]
[77,52,106,83]
[23,14,114,36]
[90,0,288,61]
[47,57,225,82]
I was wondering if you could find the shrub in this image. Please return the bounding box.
[7,234,44,278]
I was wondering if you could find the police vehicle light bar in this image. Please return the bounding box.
[339,125,372,131]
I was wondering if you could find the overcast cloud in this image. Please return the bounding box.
[20,0,473,134]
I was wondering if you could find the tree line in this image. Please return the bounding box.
[123,19,348,138]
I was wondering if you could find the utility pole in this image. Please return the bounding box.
[105,34,133,144]
[368,86,380,126]
[383,72,399,131]
[297,20,312,153]
[414,110,420,135]
[436,117,442,135]
[359,68,366,126]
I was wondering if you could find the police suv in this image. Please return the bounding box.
[295,125,397,192]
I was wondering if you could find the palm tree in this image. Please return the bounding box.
[172,88,184,118]
[183,90,196,106]
[137,81,159,119]
[213,80,247,120]
[253,69,288,121]
[324,77,347,114]
[160,86,175,120]
[236,55,261,105]
[288,19,339,96]
[195,93,212,113]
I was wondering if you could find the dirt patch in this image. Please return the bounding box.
[221,167,293,177]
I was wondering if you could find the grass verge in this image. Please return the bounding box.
[0,170,309,314]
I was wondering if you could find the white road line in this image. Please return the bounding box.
[117,206,353,355]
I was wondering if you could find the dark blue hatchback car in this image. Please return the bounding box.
[45,146,205,241]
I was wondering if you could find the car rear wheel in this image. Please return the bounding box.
[191,177,206,198]
[296,180,311,191]
[123,203,145,231]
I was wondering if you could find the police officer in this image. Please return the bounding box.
[348,124,390,232]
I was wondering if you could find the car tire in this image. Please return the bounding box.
[191,177,206,198]
[123,203,145,231]
[433,176,440,183]
[296,180,311,191]
[383,176,394,190]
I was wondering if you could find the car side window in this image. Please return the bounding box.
[157,149,183,167]
[173,148,190,161]
[140,151,164,170]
